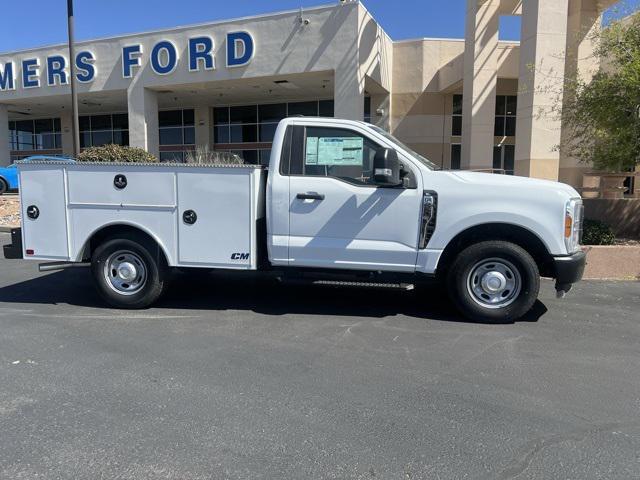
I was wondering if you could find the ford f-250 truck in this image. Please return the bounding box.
[3,117,586,323]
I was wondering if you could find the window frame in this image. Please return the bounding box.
[285,123,416,189]
[213,100,335,147]
[452,94,463,136]
[158,108,195,147]
[79,113,129,148]
[450,143,461,170]
[494,95,518,137]
[9,118,62,151]
[493,144,516,175]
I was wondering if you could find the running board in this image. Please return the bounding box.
[39,262,89,272]
[282,278,415,291]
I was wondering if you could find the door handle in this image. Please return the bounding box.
[296,193,325,201]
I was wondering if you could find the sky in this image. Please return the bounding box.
[1,0,639,54]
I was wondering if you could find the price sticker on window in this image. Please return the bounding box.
[306,136,363,166]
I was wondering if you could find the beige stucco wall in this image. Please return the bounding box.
[390,36,520,169]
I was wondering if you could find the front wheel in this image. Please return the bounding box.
[447,241,540,323]
[0,179,8,195]
[91,235,169,309]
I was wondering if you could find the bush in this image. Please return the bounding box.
[76,144,158,163]
[582,219,616,245]
[185,145,244,165]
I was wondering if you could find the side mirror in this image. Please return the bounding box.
[373,148,402,187]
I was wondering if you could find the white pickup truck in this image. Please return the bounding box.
[3,117,586,323]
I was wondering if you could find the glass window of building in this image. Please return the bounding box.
[452,95,463,136]
[159,109,195,146]
[213,100,334,165]
[80,113,129,148]
[364,96,372,123]
[495,95,517,137]
[9,118,62,151]
[493,144,515,175]
[450,144,461,170]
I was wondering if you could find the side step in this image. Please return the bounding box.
[282,278,415,291]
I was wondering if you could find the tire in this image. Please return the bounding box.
[0,179,7,195]
[91,234,169,309]
[446,241,540,324]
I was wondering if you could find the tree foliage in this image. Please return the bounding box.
[562,12,640,171]
[76,144,158,163]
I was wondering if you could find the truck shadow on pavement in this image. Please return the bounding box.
[0,268,548,324]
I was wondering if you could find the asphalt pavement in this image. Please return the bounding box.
[0,233,638,479]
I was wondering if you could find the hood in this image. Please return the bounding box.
[444,171,580,198]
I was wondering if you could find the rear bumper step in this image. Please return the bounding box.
[3,228,23,259]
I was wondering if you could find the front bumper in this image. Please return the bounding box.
[3,228,23,259]
[553,250,587,293]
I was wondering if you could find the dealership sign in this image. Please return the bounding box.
[0,31,254,91]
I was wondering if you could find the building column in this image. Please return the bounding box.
[127,84,159,158]
[515,0,569,181]
[0,105,9,166]
[461,0,500,170]
[194,105,212,150]
[60,110,75,157]
[559,0,602,187]
[334,68,364,121]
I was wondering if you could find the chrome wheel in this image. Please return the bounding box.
[467,258,521,309]
[103,250,147,296]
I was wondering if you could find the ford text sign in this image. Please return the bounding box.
[0,31,255,91]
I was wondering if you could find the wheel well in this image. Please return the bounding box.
[83,224,168,264]
[437,223,555,278]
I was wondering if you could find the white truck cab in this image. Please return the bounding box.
[4,117,586,323]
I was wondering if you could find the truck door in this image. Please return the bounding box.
[286,125,422,272]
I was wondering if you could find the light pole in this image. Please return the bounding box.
[66,0,80,157]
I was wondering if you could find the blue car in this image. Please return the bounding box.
[0,155,75,195]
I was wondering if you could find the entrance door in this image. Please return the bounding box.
[287,125,423,272]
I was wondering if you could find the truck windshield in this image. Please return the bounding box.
[369,125,438,170]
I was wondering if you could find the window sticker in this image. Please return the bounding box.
[305,136,319,165]
[305,136,364,166]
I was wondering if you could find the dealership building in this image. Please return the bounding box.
[0,0,621,189]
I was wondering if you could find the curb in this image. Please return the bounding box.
[0,226,18,233]
[583,246,640,281]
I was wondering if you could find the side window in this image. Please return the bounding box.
[302,127,380,186]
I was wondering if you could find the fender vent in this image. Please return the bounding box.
[419,191,438,249]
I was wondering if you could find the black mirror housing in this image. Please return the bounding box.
[373,148,402,187]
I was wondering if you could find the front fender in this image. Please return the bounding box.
[430,211,565,256]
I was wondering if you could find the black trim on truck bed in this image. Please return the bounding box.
[3,228,23,259]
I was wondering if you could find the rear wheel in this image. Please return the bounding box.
[447,241,540,323]
[91,234,169,309]
[0,179,8,195]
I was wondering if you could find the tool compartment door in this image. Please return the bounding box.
[19,166,70,260]
[177,169,254,268]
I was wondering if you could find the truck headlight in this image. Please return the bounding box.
[564,199,583,253]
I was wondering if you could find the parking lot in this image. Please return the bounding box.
[0,234,638,479]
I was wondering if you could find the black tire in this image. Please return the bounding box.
[0,178,7,195]
[91,233,169,309]
[446,241,540,324]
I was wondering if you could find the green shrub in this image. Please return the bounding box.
[582,219,616,245]
[76,144,158,163]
